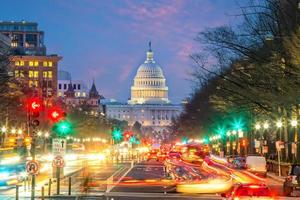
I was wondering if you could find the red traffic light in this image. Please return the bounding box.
[48,107,66,122]
[27,98,41,112]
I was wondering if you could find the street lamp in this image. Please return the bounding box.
[11,128,16,134]
[255,123,261,130]
[1,126,7,133]
[276,121,283,128]
[263,122,269,129]
[44,132,49,138]
[37,131,42,137]
[17,129,22,134]
[291,119,297,127]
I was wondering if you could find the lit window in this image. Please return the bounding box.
[58,92,62,96]
[43,71,47,78]
[43,61,48,67]
[29,61,34,66]
[15,61,20,66]
[29,71,33,77]
[20,71,24,77]
[34,61,39,66]
[29,80,33,87]
[15,70,19,77]
[48,71,52,78]
[11,42,18,47]
[20,61,24,66]
[34,81,38,87]
[82,92,86,97]
[48,62,53,67]
[34,71,39,78]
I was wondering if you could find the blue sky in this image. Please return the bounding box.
[1,0,242,103]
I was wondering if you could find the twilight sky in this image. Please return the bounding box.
[1,0,243,103]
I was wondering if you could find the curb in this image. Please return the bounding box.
[267,173,285,183]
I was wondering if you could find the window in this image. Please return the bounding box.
[34,71,39,78]
[73,84,76,90]
[29,61,34,66]
[64,84,67,90]
[43,61,48,67]
[48,61,53,67]
[20,61,24,66]
[78,84,81,90]
[43,71,47,78]
[20,70,24,77]
[29,80,38,87]
[15,70,19,77]
[58,84,62,89]
[15,61,19,66]
[29,70,33,77]
[82,92,86,97]
[58,92,62,96]
[48,71,52,78]
[34,61,39,66]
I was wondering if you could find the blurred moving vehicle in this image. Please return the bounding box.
[232,157,246,169]
[283,164,300,196]
[246,156,267,177]
[157,151,167,162]
[168,151,181,159]
[0,148,27,186]
[147,149,158,161]
[221,183,274,200]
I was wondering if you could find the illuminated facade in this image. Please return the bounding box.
[10,55,62,97]
[105,43,181,131]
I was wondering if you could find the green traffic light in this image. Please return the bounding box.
[112,129,123,142]
[53,120,73,136]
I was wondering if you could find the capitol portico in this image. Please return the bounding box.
[105,43,182,132]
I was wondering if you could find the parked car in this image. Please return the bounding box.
[246,156,267,177]
[283,164,300,196]
[221,183,274,200]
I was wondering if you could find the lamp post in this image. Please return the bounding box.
[291,119,297,162]
[1,126,7,147]
[276,120,283,177]
[262,122,269,157]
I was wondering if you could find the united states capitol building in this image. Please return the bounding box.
[104,43,182,132]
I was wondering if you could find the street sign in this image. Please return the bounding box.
[52,138,66,156]
[254,140,260,148]
[26,160,39,175]
[276,141,285,150]
[263,145,268,153]
[52,156,65,168]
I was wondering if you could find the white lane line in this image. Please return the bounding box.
[106,161,134,193]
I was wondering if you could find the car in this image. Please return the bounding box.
[168,151,181,159]
[232,157,246,169]
[146,150,158,161]
[283,164,300,196]
[221,183,274,200]
[246,156,267,177]
[157,152,167,162]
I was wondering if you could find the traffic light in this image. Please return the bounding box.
[48,107,65,122]
[27,98,41,128]
[52,120,73,137]
[112,129,122,142]
[123,131,132,141]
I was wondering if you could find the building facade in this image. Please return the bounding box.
[10,55,61,98]
[0,21,46,56]
[105,43,181,132]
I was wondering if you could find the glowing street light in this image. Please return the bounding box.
[11,128,16,134]
[291,119,298,127]
[44,132,49,138]
[255,123,261,130]
[17,129,22,134]
[37,131,42,137]
[276,121,283,128]
[263,122,269,129]
[1,126,7,133]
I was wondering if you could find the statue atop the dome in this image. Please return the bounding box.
[148,41,152,52]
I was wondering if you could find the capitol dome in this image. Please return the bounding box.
[128,42,169,105]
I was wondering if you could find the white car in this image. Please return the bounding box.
[246,156,267,177]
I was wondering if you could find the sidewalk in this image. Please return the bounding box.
[267,172,285,183]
